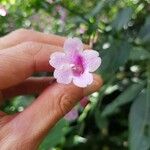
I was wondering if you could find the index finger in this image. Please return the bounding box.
[0,29,90,50]
[0,29,65,50]
[0,42,63,89]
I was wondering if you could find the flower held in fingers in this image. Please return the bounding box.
[49,37,101,87]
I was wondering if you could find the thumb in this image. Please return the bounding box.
[4,74,102,148]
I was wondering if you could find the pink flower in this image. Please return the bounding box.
[80,96,89,107]
[64,107,78,121]
[76,25,87,35]
[0,5,7,17]
[56,5,67,26]
[64,97,89,121]
[49,37,101,87]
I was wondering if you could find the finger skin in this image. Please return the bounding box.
[0,29,90,50]
[0,75,102,150]
[0,29,66,50]
[0,77,55,101]
[0,111,6,118]
[0,42,63,90]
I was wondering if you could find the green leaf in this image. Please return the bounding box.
[101,82,145,117]
[12,95,34,108]
[139,16,150,43]
[39,119,68,150]
[88,0,116,17]
[88,0,105,17]
[129,89,150,150]
[129,47,150,61]
[95,108,108,130]
[112,7,133,31]
[100,40,131,80]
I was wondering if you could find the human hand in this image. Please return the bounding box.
[0,29,102,150]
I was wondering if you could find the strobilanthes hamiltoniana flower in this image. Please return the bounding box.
[49,37,101,87]
[64,96,89,121]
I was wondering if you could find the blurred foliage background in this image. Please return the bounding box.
[0,0,150,150]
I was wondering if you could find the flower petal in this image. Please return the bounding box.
[73,71,93,88]
[49,52,69,69]
[80,97,89,108]
[54,66,72,84]
[83,50,101,72]
[64,37,83,54]
[64,107,78,121]
[0,6,7,17]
